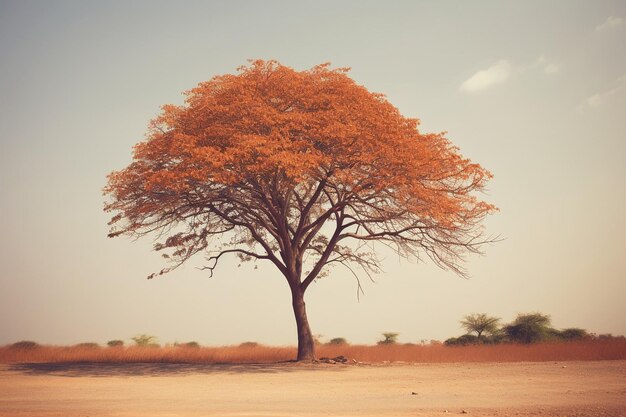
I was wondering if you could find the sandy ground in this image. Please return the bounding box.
[0,360,624,417]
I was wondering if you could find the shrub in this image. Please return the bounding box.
[597,333,625,340]
[483,332,508,344]
[239,342,259,348]
[74,342,100,349]
[328,337,348,345]
[107,340,124,347]
[444,337,458,346]
[132,334,157,347]
[557,328,590,341]
[182,341,200,348]
[9,341,40,350]
[444,334,479,346]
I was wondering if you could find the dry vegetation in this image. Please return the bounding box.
[1,339,624,364]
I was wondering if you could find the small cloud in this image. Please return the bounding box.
[537,56,560,75]
[596,16,623,31]
[585,75,626,108]
[460,60,513,93]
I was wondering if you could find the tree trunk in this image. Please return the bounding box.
[291,288,316,361]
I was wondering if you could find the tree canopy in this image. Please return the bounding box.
[104,60,496,360]
[460,313,501,341]
[504,313,552,344]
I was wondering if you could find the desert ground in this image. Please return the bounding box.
[0,360,624,417]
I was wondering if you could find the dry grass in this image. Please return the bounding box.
[318,339,626,363]
[1,339,624,364]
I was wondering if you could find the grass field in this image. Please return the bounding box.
[1,339,624,364]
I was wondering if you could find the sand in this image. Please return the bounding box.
[0,360,624,416]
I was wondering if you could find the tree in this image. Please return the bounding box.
[378,332,399,345]
[504,313,552,344]
[131,334,158,347]
[460,313,501,343]
[104,60,496,361]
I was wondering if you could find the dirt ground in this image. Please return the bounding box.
[0,360,624,417]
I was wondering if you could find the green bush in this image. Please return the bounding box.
[504,313,552,344]
[239,341,259,348]
[132,334,158,347]
[444,334,479,346]
[107,340,124,347]
[597,333,625,340]
[556,328,590,341]
[483,332,508,344]
[9,341,40,350]
[328,337,348,345]
[74,342,100,349]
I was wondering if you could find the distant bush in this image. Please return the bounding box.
[504,313,552,344]
[446,311,612,346]
[484,333,508,344]
[239,342,259,348]
[9,341,40,350]
[132,334,157,347]
[445,334,479,346]
[328,337,348,345]
[74,342,100,349]
[556,328,590,341]
[460,313,501,343]
[181,341,200,348]
[444,337,457,346]
[107,340,124,347]
[377,332,399,345]
[598,333,625,340]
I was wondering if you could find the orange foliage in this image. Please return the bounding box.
[104,60,495,279]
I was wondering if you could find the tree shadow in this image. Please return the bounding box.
[8,361,347,377]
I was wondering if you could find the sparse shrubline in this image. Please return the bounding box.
[104,60,496,361]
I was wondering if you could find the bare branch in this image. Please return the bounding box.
[199,249,270,278]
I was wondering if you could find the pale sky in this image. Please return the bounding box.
[1,0,625,347]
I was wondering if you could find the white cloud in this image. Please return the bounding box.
[460,60,513,93]
[596,16,623,31]
[586,75,626,108]
[460,57,558,94]
[537,56,560,75]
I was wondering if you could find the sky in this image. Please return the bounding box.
[1,0,625,347]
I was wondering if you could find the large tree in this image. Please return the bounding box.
[104,60,496,361]
[504,313,552,344]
